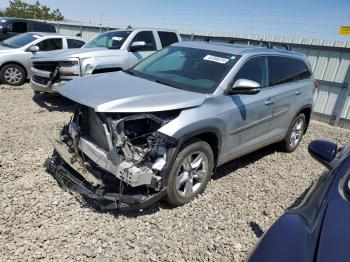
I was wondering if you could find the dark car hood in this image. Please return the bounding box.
[59,72,207,113]
[315,156,350,262]
[250,152,350,262]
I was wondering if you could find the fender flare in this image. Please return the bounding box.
[160,126,222,187]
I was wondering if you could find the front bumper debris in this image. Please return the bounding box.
[46,106,179,210]
[51,136,157,188]
[30,65,78,93]
[45,152,167,210]
[30,77,66,93]
[51,137,102,186]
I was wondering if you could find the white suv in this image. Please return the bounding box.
[30,28,182,93]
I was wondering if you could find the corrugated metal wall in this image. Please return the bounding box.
[51,21,350,127]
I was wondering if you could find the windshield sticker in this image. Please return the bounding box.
[1,20,6,23]
[112,36,123,41]
[203,55,229,64]
[33,35,42,39]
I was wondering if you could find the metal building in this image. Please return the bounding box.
[47,20,350,128]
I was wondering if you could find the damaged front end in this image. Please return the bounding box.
[46,106,179,210]
[31,59,80,93]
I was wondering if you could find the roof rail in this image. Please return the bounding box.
[227,38,291,51]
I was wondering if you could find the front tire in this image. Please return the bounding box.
[0,64,26,86]
[165,140,214,206]
[281,113,306,152]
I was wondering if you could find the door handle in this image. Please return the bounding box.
[295,90,302,95]
[265,99,274,106]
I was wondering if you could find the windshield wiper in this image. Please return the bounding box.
[124,70,177,88]
[154,79,176,88]
[124,69,135,75]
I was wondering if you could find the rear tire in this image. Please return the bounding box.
[0,63,26,86]
[165,140,214,206]
[281,113,306,152]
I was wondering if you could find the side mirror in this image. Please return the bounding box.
[27,45,39,52]
[129,41,147,52]
[308,140,338,169]
[226,79,261,95]
[76,32,82,37]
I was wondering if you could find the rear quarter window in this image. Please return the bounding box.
[32,22,55,32]
[158,31,179,48]
[268,56,311,86]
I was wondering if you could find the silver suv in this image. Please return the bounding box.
[30,28,181,93]
[47,41,315,210]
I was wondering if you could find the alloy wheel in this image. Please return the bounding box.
[289,118,304,148]
[175,151,209,198]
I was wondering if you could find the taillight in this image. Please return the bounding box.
[313,80,320,88]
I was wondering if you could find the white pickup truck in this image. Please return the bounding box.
[30,28,182,93]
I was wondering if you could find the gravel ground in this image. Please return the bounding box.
[0,83,349,261]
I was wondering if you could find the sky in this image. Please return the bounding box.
[0,0,349,41]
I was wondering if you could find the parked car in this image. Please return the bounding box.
[0,18,56,41]
[46,41,316,210]
[30,28,182,93]
[0,32,85,86]
[249,140,350,262]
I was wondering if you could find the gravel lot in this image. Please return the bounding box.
[1,83,349,261]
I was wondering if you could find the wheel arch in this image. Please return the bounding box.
[0,61,28,79]
[160,126,222,189]
[168,127,222,171]
[295,104,312,133]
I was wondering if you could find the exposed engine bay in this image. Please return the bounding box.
[47,105,180,210]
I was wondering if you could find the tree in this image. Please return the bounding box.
[0,0,64,21]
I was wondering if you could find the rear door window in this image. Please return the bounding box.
[130,31,156,51]
[268,56,296,86]
[36,38,63,51]
[158,31,179,48]
[8,21,27,33]
[67,39,85,49]
[233,56,269,88]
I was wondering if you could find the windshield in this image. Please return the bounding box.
[83,30,131,49]
[128,46,240,94]
[1,33,42,48]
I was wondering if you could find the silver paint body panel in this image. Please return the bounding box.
[60,41,314,167]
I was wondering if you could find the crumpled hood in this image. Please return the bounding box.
[31,47,125,61]
[59,72,207,113]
